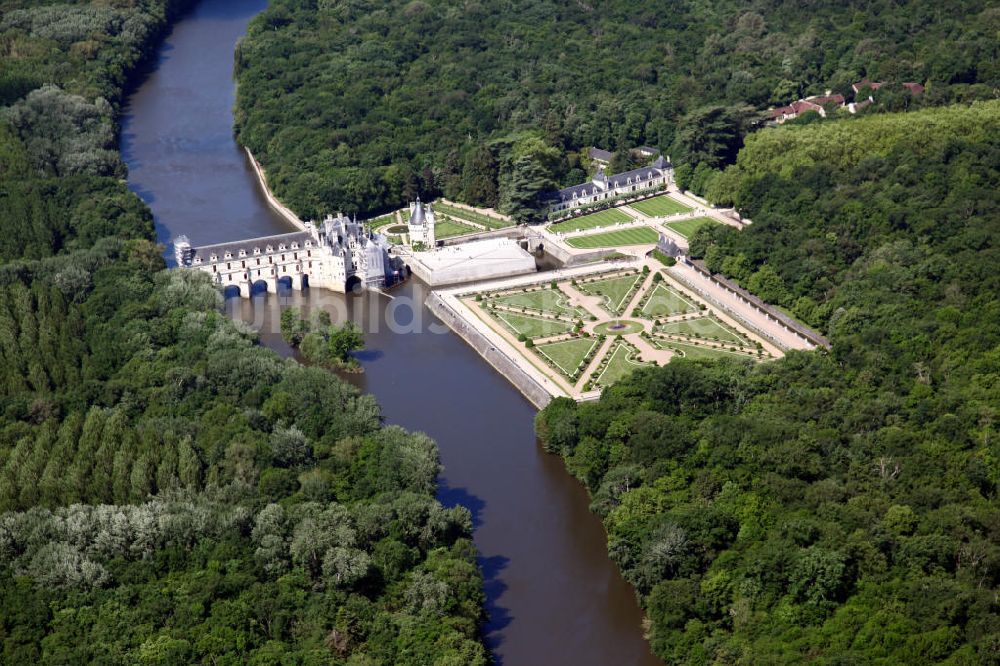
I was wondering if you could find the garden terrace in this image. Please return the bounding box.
[566,227,659,248]
[628,195,693,218]
[664,216,720,239]
[433,201,513,230]
[548,207,633,233]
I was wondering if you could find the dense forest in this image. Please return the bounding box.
[233,0,999,219]
[536,102,1000,662]
[0,1,486,662]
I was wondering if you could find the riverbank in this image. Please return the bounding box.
[244,147,306,230]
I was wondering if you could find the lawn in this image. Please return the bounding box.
[596,342,652,387]
[628,195,692,218]
[641,283,700,317]
[577,273,643,314]
[535,337,598,379]
[566,226,659,248]
[370,212,399,230]
[652,338,756,360]
[493,288,585,318]
[494,311,574,339]
[433,202,513,229]
[549,207,632,233]
[664,216,719,239]
[658,316,749,345]
[434,218,477,239]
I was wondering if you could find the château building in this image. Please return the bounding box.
[174,213,396,296]
[407,197,436,246]
[551,155,672,213]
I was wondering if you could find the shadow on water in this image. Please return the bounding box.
[479,554,513,660]
[437,480,486,529]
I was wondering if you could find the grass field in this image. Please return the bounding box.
[658,316,749,345]
[566,227,659,248]
[434,218,477,239]
[549,207,632,233]
[652,338,756,360]
[641,283,700,317]
[370,212,398,230]
[494,311,574,339]
[494,289,585,318]
[434,202,513,229]
[577,274,643,314]
[628,195,692,218]
[664,216,719,239]
[535,337,598,379]
[597,342,652,387]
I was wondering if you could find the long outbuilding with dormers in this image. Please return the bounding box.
[551,155,672,213]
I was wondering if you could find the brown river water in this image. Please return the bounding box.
[121,1,661,663]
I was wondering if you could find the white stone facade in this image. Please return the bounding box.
[407,198,436,246]
[552,155,672,213]
[174,213,395,296]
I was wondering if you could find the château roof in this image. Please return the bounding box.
[410,199,426,226]
[188,230,313,261]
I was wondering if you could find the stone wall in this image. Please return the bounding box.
[426,293,553,410]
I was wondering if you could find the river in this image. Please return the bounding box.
[121,1,660,663]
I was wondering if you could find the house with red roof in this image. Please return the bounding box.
[766,92,846,124]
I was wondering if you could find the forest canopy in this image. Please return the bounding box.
[0,1,487,662]
[233,0,1000,218]
[536,101,1000,663]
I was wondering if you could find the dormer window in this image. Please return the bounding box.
[278,244,286,251]
[210,254,218,262]
[239,249,247,257]
[266,245,273,253]
[291,243,299,249]
[224,252,232,259]
[253,247,261,255]
[305,240,312,247]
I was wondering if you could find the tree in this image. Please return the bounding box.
[501,156,555,224]
[461,146,499,207]
[671,106,754,170]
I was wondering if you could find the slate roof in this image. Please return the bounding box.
[410,199,426,226]
[189,231,313,262]
[556,161,668,202]
[588,147,613,162]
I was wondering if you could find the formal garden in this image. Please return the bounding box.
[433,216,478,239]
[638,281,702,317]
[590,339,653,389]
[465,263,773,392]
[533,336,600,381]
[657,314,750,346]
[574,271,645,315]
[490,285,587,318]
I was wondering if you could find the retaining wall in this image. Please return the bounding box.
[426,293,554,410]
[245,148,306,231]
